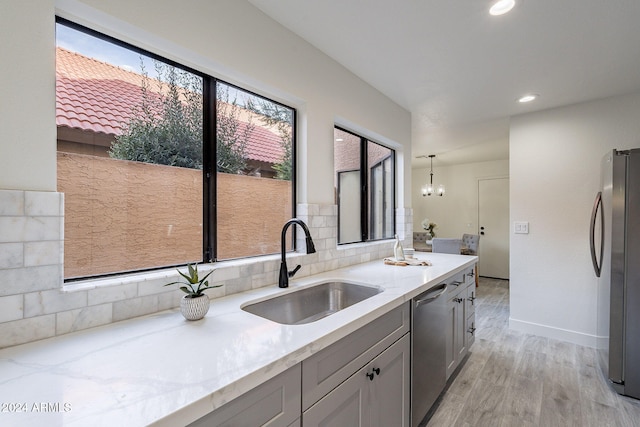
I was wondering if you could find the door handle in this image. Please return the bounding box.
[414,283,448,308]
[590,192,603,277]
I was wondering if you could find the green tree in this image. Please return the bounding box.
[216,84,254,174]
[110,61,255,175]
[109,60,204,169]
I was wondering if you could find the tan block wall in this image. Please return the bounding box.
[217,173,292,259]
[58,153,291,279]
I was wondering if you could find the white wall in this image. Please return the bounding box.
[412,159,509,238]
[510,91,640,346]
[0,1,57,191]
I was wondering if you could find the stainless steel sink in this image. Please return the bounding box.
[241,281,382,325]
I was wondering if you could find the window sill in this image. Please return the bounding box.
[62,253,285,293]
[336,239,394,251]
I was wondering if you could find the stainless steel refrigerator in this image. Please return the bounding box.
[590,148,640,399]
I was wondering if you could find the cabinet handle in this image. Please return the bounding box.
[366,368,381,381]
[451,281,462,287]
[468,295,476,305]
[454,297,464,303]
[468,326,476,335]
[467,271,475,277]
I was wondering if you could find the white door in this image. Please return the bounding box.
[478,178,509,279]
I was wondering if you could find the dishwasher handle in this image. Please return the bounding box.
[414,283,448,308]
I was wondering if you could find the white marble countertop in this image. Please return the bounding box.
[0,253,476,427]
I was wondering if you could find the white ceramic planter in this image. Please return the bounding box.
[180,295,210,321]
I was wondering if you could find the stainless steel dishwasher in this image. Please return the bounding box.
[411,282,448,427]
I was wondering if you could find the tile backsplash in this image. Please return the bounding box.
[0,189,412,349]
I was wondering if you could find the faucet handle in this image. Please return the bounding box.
[288,264,302,278]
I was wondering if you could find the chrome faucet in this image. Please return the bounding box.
[279,218,316,288]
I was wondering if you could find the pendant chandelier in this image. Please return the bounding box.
[421,154,445,197]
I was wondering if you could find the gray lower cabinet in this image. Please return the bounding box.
[187,302,413,427]
[187,364,301,427]
[302,303,411,427]
[301,303,410,410]
[465,277,476,349]
[445,266,476,379]
[303,334,411,427]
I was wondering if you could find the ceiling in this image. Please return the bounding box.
[248,0,640,167]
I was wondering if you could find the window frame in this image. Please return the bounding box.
[369,154,394,239]
[334,126,396,245]
[56,17,297,281]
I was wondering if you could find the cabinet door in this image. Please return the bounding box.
[188,364,301,427]
[304,334,410,427]
[446,293,466,379]
[445,295,457,379]
[370,334,411,427]
[465,282,476,350]
[302,303,409,410]
[303,368,369,427]
[455,294,466,362]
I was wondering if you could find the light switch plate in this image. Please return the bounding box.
[514,221,529,234]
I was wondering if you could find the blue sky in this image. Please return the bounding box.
[55,22,276,109]
[56,23,157,76]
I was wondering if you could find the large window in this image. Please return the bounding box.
[334,127,395,244]
[56,19,295,279]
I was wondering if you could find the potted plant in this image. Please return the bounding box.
[165,263,222,320]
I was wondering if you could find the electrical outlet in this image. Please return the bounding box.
[514,221,529,234]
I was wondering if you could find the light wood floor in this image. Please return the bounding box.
[426,277,640,427]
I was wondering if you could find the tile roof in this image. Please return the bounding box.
[56,47,284,165]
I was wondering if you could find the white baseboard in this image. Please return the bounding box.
[509,317,602,348]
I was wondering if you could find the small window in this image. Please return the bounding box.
[334,127,395,244]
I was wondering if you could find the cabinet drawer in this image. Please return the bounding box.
[188,364,301,427]
[466,315,476,348]
[465,283,476,318]
[464,266,475,286]
[302,302,410,410]
[445,272,466,297]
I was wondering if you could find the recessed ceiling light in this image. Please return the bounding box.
[490,0,516,16]
[518,94,538,103]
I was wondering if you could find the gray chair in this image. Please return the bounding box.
[413,232,431,252]
[462,234,480,255]
[431,238,462,254]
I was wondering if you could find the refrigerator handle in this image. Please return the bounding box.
[590,191,603,277]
